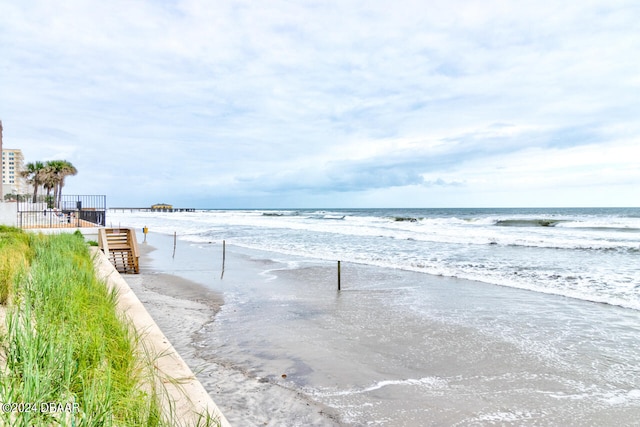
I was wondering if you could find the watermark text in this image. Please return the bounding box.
[1,402,80,413]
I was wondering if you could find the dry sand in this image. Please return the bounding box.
[123,244,340,427]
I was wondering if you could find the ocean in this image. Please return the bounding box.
[109,207,640,425]
[109,207,640,311]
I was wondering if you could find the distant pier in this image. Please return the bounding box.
[109,207,197,213]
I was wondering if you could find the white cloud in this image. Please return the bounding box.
[1,0,639,207]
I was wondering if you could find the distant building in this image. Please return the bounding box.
[2,148,28,199]
[0,120,3,199]
[151,203,173,211]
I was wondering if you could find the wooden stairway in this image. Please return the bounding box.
[98,227,140,274]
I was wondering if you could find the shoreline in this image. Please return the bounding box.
[123,236,341,426]
[121,231,640,426]
[92,247,231,426]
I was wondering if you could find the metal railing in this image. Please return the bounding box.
[17,195,106,229]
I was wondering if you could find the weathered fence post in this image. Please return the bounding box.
[220,240,226,279]
[338,260,341,291]
[172,232,177,258]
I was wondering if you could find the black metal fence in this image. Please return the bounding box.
[17,195,106,229]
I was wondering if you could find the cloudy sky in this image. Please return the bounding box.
[1,0,639,208]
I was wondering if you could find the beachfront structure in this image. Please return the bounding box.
[2,148,29,199]
[151,203,173,211]
[110,206,195,213]
[1,120,29,200]
[0,120,3,199]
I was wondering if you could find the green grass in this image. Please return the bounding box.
[0,226,32,304]
[0,230,167,426]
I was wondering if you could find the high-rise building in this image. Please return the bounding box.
[2,147,28,200]
[1,121,29,200]
[0,120,3,199]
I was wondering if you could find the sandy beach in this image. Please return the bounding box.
[123,240,340,426]
[120,230,640,426]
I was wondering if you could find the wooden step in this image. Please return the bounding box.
[98,228,140,274]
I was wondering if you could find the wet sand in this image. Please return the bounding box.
[123,232,640,426]
[92,248,230,426]
[123,240,340,426]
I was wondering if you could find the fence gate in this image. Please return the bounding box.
[17,195,106,229]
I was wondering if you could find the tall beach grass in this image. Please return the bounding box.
[0,229,169,426]
[0,226,32,305]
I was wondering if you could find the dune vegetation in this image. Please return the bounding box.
[0,227,169,426]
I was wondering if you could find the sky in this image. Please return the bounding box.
[1,0,639,209]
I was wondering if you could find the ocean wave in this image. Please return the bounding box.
[313,376,448,397]
[558,225,640,233]
[495,219,565,227]
[106,208,640,311]
[321,215,346,220]
[392,216,420,222]
[260,210,302,217]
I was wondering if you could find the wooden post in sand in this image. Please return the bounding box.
[220,240,226,279]
[172,232,177,258]
[337,261,341,291]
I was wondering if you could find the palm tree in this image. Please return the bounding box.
[42,160,78,208]
[40,166,59,208]
[44,160,65,208]
[54,160,77,208]
[21,161,46,203]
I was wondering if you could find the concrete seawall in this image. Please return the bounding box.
[91,248,231,427]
